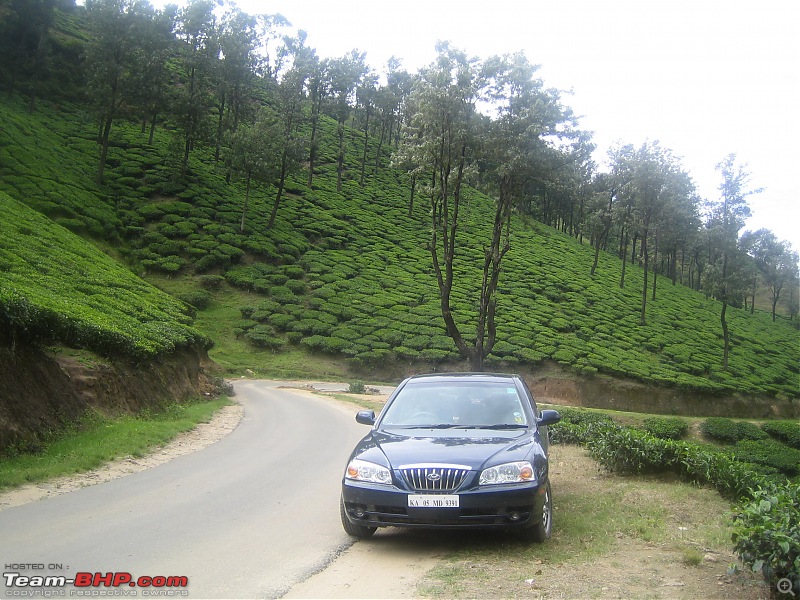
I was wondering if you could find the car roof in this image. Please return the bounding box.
[403,372,520,384]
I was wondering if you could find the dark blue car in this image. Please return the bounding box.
[340,373,561,542]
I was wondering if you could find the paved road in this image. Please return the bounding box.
[0,381,369,599]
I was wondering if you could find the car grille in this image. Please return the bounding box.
[400,466,470,492]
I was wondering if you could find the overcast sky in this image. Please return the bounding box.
[163,0,799,251]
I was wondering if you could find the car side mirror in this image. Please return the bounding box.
[355,410,376,426]
[537,409,561,427]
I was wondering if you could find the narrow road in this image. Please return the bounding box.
[0,381,367,599]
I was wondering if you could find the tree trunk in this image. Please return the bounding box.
[240,172,251,233]
[721,301,729,369]
[336,120,345,192]
[97,116,113,184]
[619,230,629,288]
[360,105,370,186]
[269,151,289,228]
[408,174,416,218]
[640,229,649,325]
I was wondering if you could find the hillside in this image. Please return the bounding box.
[0,95,798,430]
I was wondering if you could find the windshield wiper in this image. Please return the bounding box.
[401,424,465,429]
[463,424,528,430]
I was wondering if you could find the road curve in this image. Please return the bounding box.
[0,380,367,599]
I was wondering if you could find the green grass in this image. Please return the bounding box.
[417,445,738,598]
[0,398,230,490]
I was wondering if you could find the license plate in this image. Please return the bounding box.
[407,494,459,508]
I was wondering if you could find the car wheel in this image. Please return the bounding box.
[340,495,376,539]
[519,480,552,543]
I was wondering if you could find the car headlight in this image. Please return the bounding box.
[479,461,535,485]
[345,459,392,484]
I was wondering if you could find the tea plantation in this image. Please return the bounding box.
[0,192,208,358]
[0,96,798,400]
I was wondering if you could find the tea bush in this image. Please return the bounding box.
[761,421,800,449]
[642,416,688,440]
[701,417,768,444]
[733,439,800,476]
[732,484,800,593]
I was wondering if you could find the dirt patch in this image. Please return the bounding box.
[0,401,243,511]
[0,344,220,453]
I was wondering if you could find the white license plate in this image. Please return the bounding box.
[407,494,460,508]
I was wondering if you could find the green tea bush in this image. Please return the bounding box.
[761,421,800,449]
[732,484,800,593]
[176,290,211,310]
[642,416,688,440]
[244,325,283,349]
[733,439,800,476]
[701,417,768,444]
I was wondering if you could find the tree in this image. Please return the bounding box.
[84,0,148,183]
[225,110,281,233]
[212,7,260,165]
[327,50,368,192]
[266,34,310,228]
[356,68,378,186]
[173,0,218,178]
[704,154,761,368]
[397,46,577,371]
[743,229,799,321]
[398,42,482,368]
[129,4,176,145]
[0,0,59,111]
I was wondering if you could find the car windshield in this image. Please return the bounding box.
[380,381,529,428]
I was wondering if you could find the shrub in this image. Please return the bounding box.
[347,380,366,394]
[198,275,224,290]
[176,290,211,311]
[244,325,283,349]
[731,484,800,593]
[761,421,800,449]
[701,417,768,444]
[642,416,688,440]
[733,439,800,476]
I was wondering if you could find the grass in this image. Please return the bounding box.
[0,397,230,490]
[417,445,747,599]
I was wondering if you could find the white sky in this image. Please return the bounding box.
[175,0,800,250]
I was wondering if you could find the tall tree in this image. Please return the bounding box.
[397,46,578,370]
[174,0,217,178]
[398,42,481,368]
[266,32,311,228]
[356,68,378,186]
[213,7,259,165]
[129,4,176,145]
[704,154,761,368]
[84,0,147,183]
[225,110,281,233]
[0,0,59,111]
[327,50,368,192]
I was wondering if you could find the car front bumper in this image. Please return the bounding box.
[341,478,548,530]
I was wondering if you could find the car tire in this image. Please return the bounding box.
[519,480,552,543]
[340,495,377,539]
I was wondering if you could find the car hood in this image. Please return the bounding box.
[353,427,535,470]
